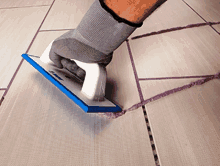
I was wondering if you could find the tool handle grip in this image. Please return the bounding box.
[73,60,106,101]
[40,41,107,101]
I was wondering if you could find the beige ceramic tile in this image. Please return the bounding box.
[0,0,53,8]
[140,78,220,166]
[106,43,142,110]
[184,0,220,33]
[0,31,155,165]
[41,0,94,30]
[129,0,205,39]
[129,26,220,79]
[140,78,199,101]
[0,7,49,89]
[212,24,220,34]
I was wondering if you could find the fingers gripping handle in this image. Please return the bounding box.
[73,60,106,101]
[40,41,106,101]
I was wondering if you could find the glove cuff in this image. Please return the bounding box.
[73,0,139,55]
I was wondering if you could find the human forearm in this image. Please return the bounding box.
[104,0,166,24]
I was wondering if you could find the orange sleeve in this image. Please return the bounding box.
[104,0,166,24]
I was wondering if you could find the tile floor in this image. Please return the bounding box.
[0,0,220,165]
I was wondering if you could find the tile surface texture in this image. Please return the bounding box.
[129,0,206,39]
[129,26,220,79]
[40,0,94,30]
[1,0,220,165]
[139,78,199,101]
[0,0,53,8]
[141,78,220,166]
[0,31,155,165]
[184,0,220,33]
[0,7,49,88]
[127,0,220,164]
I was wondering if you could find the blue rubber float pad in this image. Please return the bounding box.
[21,53,121,113]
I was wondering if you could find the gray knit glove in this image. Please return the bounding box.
[49,0,142,79]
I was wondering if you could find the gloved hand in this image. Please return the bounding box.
[49,0,142,80]
[49,29,113,80]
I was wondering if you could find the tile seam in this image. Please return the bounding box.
[0,97,4,106]
[25,0,56,53]
[0,0,56,103]
[139,74,215,81]
[126,40,144,102]
[116,72,220,115]
[131,21,220,40]
[0,5,51,10]
[0,89,7,91]
[142,105,160,166]
[105,72,220,163]
[126,39,160,166]
[182,0,220,35]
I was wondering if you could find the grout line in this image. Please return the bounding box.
[0,88,7,91]
[182,0,220,35]
[181,0,209,23]
[114,2,219,165]
[1,59,25,101]
[121,72,220,114]
[142,105,160,166]
[0,5,51,10]
[0,0,56,102]
[25,0,56,53]
[139,74,215,81]
[118,72,220,164]
[106,72,220,119]
[126,39,160,166]
[0,97,4,106]
[131,21,220,40]
[126,40,144,102]
[39,29,74,32]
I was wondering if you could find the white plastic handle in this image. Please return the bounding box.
[40,41,54,64]
[73,60,106,101]
[40,40,106,101]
